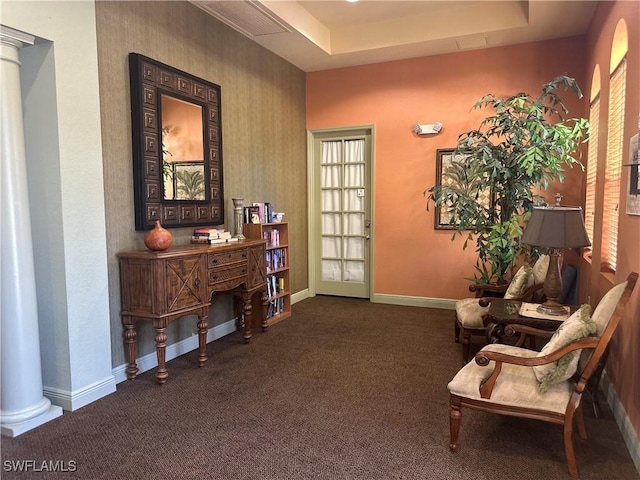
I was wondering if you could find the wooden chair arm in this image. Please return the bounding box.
[503,324,555,339]
[504,324,555,347]
[478,297,493,307]
[474,337,600,399]
[469,283,508,298]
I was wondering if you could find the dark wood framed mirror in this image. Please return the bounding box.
[129,53,223,230]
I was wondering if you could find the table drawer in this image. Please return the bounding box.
[208,264,248,291]
[208,249,247,268]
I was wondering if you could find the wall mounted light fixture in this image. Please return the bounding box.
[414,122,442,135]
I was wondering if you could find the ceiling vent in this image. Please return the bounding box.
[456,36,488,51]
[193,1,292,37]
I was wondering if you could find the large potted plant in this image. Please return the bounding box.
[426,74,590,284]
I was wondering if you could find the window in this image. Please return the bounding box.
[584,65,600,245]
[601,19,628,273]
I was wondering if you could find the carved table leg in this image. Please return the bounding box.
[234,295,244,332]
[242,295,253,343]
[154,326,168,385]
[197,314,208,368]
[123,321,139,380]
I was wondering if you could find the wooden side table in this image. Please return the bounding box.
[481,298,574,345]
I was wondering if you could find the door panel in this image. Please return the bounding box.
[311,130,372,298]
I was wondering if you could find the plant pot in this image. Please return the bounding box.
[144,220,173,251]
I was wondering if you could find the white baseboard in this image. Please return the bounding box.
[371,293,456,310]
[294,290,455,310]
[601,370,640,475]
[291,289,309,304]
[112,318,238,384]
[44,376,116,412]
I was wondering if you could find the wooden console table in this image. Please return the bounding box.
[118,239,267,384]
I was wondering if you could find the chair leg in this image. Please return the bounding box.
[461,329,471,362]
[449,402,462,453]
[575,402,588,440]
[454,317,461,344]
[564,400,580,479]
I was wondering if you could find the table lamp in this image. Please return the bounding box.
[521,202,591,315]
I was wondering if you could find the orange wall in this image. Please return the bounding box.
[307,37,586,300]
[583,0,640,436]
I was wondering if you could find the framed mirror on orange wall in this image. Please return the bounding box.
[129,53,223,230]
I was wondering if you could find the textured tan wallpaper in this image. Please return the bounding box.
[95,1,307,368]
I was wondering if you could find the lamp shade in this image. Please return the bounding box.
[521,206,591,248]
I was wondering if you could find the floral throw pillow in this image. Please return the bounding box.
[504,264,533,299]
[533,304,597,393]
[532,254,550,285]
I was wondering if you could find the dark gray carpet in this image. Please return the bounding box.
[2,296,638,479]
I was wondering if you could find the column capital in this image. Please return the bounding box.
[0,25,35,49]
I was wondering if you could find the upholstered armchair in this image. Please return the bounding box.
[447,272,638,479]
[454,255,549,361]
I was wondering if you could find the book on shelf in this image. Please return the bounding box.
[266,296,286,319]
[262,229,280,246]
[243,205,261,224]
[266,274,283,298]
[264,202,273,223]
[243,202,276,224]
[265,248,286,272]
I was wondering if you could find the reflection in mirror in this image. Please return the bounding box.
[161,95,205,200]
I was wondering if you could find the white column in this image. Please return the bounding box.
[0,25,62,437]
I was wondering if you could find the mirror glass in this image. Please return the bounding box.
[129,53,224,230]
[161,95,205,201]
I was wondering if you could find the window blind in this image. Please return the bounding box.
[584,97,600,247]
[602,59,627,272]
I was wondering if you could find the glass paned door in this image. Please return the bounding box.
[315,135,370,298]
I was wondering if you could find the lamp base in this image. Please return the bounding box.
[536,301,568,316]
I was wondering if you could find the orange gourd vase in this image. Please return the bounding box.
[144,220,173,251]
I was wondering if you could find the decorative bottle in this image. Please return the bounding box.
[144,220,173,251]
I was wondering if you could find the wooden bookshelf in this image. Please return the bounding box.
[243,222,291,326]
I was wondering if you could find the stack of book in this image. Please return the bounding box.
[191,228,239,244]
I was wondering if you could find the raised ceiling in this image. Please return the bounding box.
[192,0,597,72]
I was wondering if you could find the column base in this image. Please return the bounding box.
[1,405,63,437]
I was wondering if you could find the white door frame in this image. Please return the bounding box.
[306,125,375,298]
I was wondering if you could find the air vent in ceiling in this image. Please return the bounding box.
[456,36,488,51]
[193,1,292,37]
